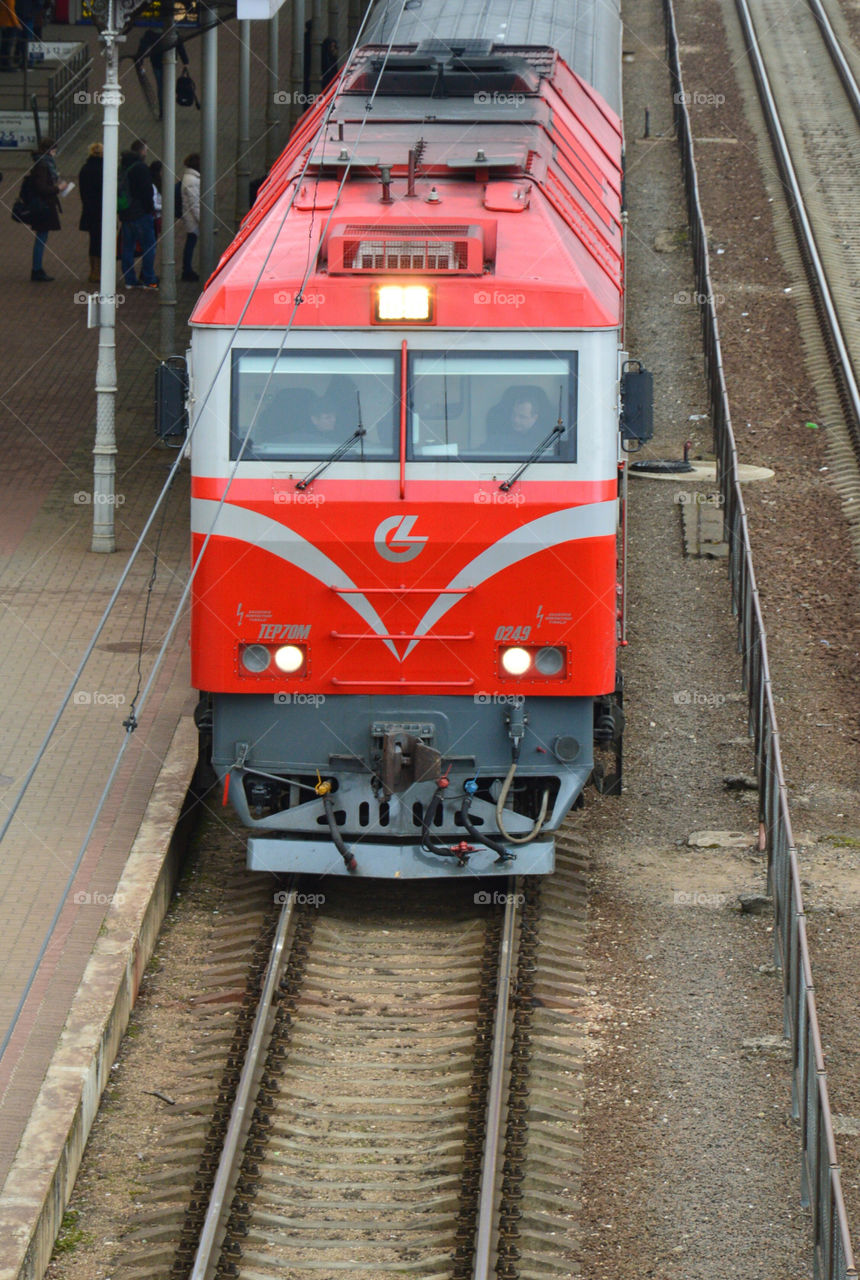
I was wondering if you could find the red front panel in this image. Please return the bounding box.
[191,478,618,698]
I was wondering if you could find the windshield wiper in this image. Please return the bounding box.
[499,422,565,491]
[295,428,366,489]
[499,385,566,491]
[296,392,366,490]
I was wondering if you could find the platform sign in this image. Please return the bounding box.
[237,0,287,18]
[27,41,82,62]
[0,111,49,149]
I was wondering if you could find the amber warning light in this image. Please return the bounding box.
[374,284,434,323]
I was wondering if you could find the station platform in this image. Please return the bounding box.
[0,16,303,1271]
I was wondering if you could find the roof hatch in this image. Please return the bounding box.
[343,44,542,98]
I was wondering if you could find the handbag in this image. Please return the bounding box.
[12,197,32,224]
[176,67,199,108]
[12,171,51,224]
[12,173,32,224]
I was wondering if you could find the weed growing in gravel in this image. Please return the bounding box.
[53,1209,92,1254]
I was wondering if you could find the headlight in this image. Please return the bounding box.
[499,644,567,679]
[375,284,433,322]
[240,643,271,673]
[274,644,306,673]
[500,647,532,676]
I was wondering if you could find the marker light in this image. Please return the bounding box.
[240,643,271,673]
[535,646,565,676]
[501,647,532,676]
[274,644,306,673]
[375,284,432,322]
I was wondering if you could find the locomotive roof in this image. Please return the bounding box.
[367,0,622,115]
[191,43,623,331]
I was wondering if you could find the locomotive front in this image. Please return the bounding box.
[188,26,635,877]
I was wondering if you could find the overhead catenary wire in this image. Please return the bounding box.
[0,0,411,1066]
[0,0,385,849]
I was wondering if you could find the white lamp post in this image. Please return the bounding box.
[88,0,150,552]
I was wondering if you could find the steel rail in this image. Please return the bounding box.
[734,0,860,451]
[189,883,298,1280]
[472,881,519,1280]
[806,0,860,126]
[664,0,858,1275]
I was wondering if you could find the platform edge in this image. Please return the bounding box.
[0,715,199,1280]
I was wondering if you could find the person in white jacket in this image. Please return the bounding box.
[181,154,200,282]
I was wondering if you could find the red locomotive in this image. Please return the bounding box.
[187,0,650,877]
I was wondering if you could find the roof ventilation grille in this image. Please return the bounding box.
[325,223,485,274]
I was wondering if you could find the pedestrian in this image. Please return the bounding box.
[78,140,103,283]
[135,24,189,119]
[149,158,162,238]
[0,0,18,72]
[180,152,200,282]
[29,137,66,282]
[119,138,158,289]
[248,165,270,211]
[12,0,34,66]
[321,36,338,90]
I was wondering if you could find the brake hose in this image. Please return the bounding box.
[318,783,357,872]
[462,780,514,864]
[421,777,472,866]
[495,761,550,844]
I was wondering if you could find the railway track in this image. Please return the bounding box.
[124,836,589,1280]
[734,0,860,451]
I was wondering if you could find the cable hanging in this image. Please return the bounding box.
[0,0,413,1067]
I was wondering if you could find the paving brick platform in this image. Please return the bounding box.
[0,14,298,1200]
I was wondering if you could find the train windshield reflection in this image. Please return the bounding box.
[408,351,577,460]
[232,351,398,460]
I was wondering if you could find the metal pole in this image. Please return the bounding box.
[327,0,341,49]
[159,0,177,360]
[199,0,217,279]
[290,0,304,132]
[347,0,361,45]
[92,13,122,553]
[235,18,250,228]
[310,0,322,91]
[265,10,279,172]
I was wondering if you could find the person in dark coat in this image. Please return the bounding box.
[135,25,189,119]
[12,0,34,65]
[29,137,65,282]
[119,138,158,288]
[321,36,338,90]
[78,140,103,283]
[0,0,19,73]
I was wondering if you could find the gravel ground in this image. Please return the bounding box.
[41,1,860,1275]
[576,0,860,1275]
[676,0,860,1233]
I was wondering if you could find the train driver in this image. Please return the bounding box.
[310,394,338,434]
[486,385,553,452]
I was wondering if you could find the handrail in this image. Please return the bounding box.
[331,629,474,640]
[663,2,857,1275]
[332,585,474,594]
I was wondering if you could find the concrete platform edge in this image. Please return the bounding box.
[0,716,199,1280]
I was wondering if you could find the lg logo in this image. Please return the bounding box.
[374,515,428,562]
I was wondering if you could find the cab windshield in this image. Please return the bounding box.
[230,348,577,462]
[231,350,398,460]
[408,351,577,461]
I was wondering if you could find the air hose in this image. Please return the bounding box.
[420,777,473,866]
[317,781,357,872]
[495,761,550,845]
[461,780,514,864]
